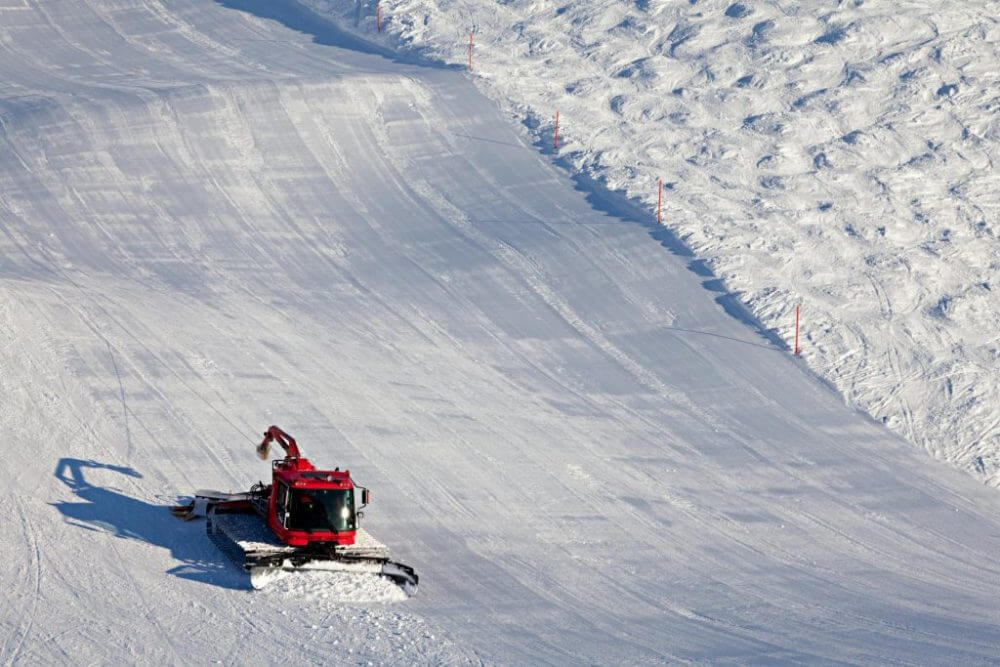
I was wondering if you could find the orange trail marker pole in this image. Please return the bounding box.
[468,32,473,70]
[554,110,559,151]
[657,178,662,224]
[376,2,381,32]
[794,304,801,356]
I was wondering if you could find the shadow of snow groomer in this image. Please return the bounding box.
[53,458,246,589]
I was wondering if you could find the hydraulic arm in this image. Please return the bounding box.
[256,424,302,460]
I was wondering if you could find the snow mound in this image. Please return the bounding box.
[256,571,411,603]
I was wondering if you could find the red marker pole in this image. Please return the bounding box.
[794,304,801,356]
[376,2,381,32]
[657,178,662,224]
[554,110,559,151]
[468,32,473,70]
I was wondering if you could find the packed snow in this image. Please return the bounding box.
[254,570,410,602]
[2,0,1000,664]
[303,0,1000,485]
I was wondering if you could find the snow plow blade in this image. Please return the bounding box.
[206,506,418,593]
[247,556,419,591]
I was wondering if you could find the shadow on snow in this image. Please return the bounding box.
[52,458,249,591]
[565,169,788,352]
[213,0,456,70]
[526,113,788,351]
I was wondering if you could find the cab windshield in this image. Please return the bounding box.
[287,488,355,532]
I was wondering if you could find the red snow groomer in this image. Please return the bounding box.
[171,425,418,591]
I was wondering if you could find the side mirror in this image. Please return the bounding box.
[361,489,371,506]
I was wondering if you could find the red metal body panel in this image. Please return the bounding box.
[257,426,359,547]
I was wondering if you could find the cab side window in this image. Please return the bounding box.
[275,482,289,525]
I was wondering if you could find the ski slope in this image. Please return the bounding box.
[315,0,1000,485]
[1,1,1000,663]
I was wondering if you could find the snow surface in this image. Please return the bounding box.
[257,570,409,602]
[2,0,1000,664]
[303,0,1000,485]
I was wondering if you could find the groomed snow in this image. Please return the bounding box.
[303,0,1000,485]
[254,570,410,602]
[2,0,1000,664]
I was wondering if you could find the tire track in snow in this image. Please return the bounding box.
[106,341,135,461]
[37,266,250,489]
[372,111,733,447]
[347,91,1000,650]
[1,497,41,667]
[346,134,908,652]
[103,537,186,665]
